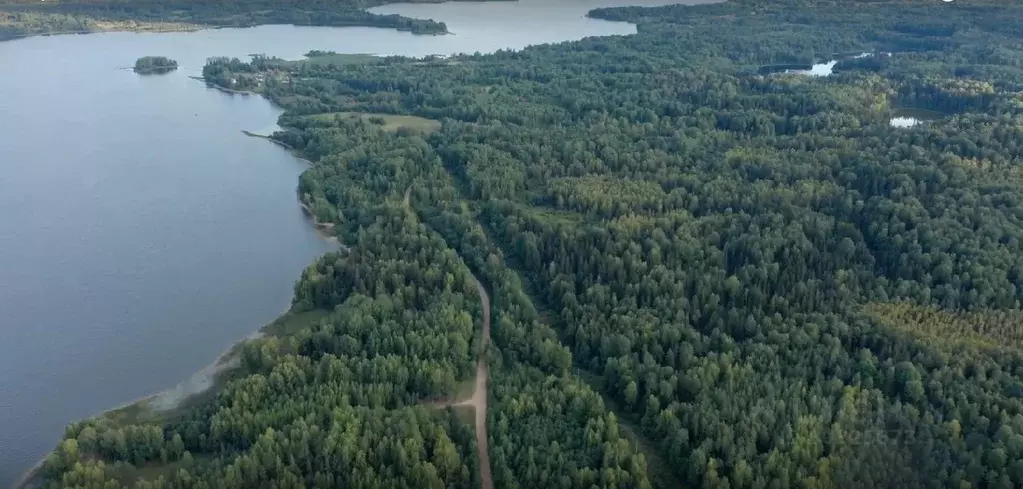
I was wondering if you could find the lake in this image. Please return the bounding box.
[0,0,711,485]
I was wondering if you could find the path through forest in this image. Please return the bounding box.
[404,186,493,489]
[457,275,493,489]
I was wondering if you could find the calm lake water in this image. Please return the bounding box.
[0,0,711,485]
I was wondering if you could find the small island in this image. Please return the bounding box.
[133,56,178,74]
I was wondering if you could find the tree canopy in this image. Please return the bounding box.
[30,0,1023,488]
[134,56,178,74]
[0,0,503,39]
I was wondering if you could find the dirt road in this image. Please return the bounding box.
[404,187,493,489]
[454,275,493,489]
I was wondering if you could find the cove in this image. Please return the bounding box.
[0,0,713,485]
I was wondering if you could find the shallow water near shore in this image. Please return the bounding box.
[0,0,715,485]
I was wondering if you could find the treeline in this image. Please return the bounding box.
[0,0,453,40]
[0,11,92,39]
[134,56,178,74]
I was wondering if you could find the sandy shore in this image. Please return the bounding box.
[11,54,345,489]
[8,327,266,489]
[147,330,264,411]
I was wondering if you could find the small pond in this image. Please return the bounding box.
[762,52,887,77]
[890,108,943,128]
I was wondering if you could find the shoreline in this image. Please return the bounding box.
[9,321,278,489]
[133,66,179,75]
[7,328,263,489]
[0,23,209,43]
[298,199,350,252]
[8,301,299,489]
[0,2,456,45]
[190,76,258,96]
[241,130,293,150]
[10,108,342,489]
[6,1,690,485]
[238,130,347,250]
[0,23,451,44]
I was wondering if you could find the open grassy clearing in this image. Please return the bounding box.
[113,454,212,486]
[261,308,331,337]
[864,301,1023,352]
[454,375,476,401]
[302,111,442,133]
[99,400,162,428]
[292,52,381,66]
[449,404,476,427]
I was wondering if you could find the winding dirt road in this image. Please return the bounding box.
[404,186,492,489]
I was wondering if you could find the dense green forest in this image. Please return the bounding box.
[133,56,177,74]
[31,0,1023,488]
[0,0,510,40]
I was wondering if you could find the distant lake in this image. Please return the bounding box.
[0,0,713,485]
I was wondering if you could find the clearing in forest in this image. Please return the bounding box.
[304,111,442,133]
[864,301,1023,352]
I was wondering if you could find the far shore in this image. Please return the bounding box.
[0,22,209,43]
[0,7,458,44]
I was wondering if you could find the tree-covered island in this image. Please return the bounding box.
[133,56,178,74]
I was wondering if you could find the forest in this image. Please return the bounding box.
[0,0,507,40]
[30,0,1023,488]
[133,56,178,74]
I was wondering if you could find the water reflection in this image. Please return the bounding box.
[785,60,838,77]
[766,52,887,77]
[890,116,923,128]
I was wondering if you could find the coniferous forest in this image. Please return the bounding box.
[29,0,1023,488]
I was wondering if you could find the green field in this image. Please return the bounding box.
[303,111,443,133]
[293,52,382,66]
